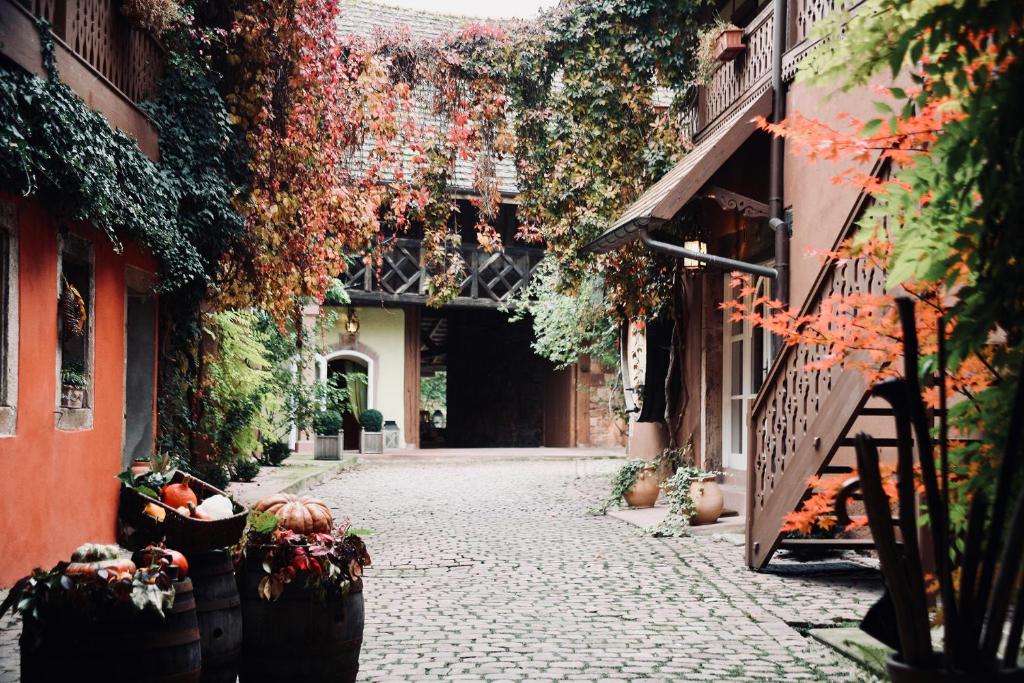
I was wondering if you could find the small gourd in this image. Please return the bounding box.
[253,494,334,534]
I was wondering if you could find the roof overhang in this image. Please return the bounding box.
[584,90,773,254]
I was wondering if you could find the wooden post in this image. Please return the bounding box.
[403,306,421,448]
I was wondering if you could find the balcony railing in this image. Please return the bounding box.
[343,238,545,308]
[17,0,163,101]
[687,0,846,141]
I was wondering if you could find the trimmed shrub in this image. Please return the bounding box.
[233,458,260,482]
[313,410,344,436]
[358,409,383,432]
[259,439,291,466]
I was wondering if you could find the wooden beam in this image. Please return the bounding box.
[0,0,160,160]
[403,306,421,448]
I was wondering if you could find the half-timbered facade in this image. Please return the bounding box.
[295,1,626,453]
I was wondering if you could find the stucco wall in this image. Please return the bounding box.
[322,305,406,445]
[0,198,157,586]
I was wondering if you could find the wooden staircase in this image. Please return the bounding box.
[745,177,890,569]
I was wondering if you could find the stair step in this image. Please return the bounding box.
[778,537,900,550]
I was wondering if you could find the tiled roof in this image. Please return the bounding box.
[338,0,520,196]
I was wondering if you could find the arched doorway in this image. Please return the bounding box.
[321,350,372,451]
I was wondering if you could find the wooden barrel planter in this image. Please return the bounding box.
[238,562,364,683]
[21,578,201,683]
[188,550,243,683]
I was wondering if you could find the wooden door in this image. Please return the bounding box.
[542,365,577,447]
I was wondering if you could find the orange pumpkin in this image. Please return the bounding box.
[254,494,333,534]
[134,546,189,579]
[162,478,198,509]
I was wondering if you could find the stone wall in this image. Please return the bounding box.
[577,357,627,448]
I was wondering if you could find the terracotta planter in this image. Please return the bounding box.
[623,469,661,508]
[689,476,724,524]
[628,421,668,460]
[130,460,152,477]
[61,386,84,409]
[886,656,1024,682]
[715,27,745,61]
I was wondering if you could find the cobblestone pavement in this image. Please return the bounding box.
[0,453,884,682]
[313,454,883,682]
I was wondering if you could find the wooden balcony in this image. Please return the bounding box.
[686,0,848,142]
[0,0,162,159]
[343,238,545,309]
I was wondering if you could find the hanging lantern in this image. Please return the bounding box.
[344,308,360,336]
[683,239,708,270]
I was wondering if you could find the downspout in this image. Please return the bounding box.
[639,229,778,279]
[769,0,790,308]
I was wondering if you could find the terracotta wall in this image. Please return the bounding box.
[0,198,157,586]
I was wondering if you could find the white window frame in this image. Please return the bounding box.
[722,274,774,471]
[0,202,18,437]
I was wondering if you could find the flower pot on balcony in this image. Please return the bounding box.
[61,385,84,409]
[314,432,342,461]
[360,431,383,455]
[689,476,724,524]
[715,27,745,62]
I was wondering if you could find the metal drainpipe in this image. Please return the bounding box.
[640,229,778,279]
[769,0,789,308]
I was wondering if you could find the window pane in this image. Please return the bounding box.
[730,398,744,454]
[730,340,743,396]
[751,326,765,393]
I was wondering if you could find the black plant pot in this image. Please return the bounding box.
[887,656,1024,682]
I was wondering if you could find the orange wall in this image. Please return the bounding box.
[0,199,157,586]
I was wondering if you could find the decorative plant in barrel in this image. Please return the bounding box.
[0,543,201,682]
[237,494,371,683]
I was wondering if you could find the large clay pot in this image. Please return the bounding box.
[887,656,1024,682]
[689,476,724,524]
[623,469,661,508]
[629,421,668,460]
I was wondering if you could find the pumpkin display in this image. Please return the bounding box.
[65,558,136,581]
[253,494,333,534]
[162,477,199,509]
[133,546,189,579]
[70,543,121,563]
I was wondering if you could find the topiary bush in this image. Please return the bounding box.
[358,409,383,432]
[233,458,260,482]
[313,410,344,436]
[259,439,291,466]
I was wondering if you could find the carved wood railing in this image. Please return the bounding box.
[745,168,888,568]
[343,238,545,308]
[687,0,851,141]
[16,0,163,102]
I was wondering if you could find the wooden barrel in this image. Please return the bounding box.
[188,550,243,683]
[239,563,364,683]
[21,578,202,683]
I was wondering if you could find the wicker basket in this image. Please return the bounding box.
[118,470,249,554]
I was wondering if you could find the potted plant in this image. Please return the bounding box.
[855,299,1024,681]
[238,503,371,683]
[597,459,662,512]
[312,409,343,460]
[653,466,724,534]
[695,19,743,84]
[359,409,384,454]
[60,362,87,408]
